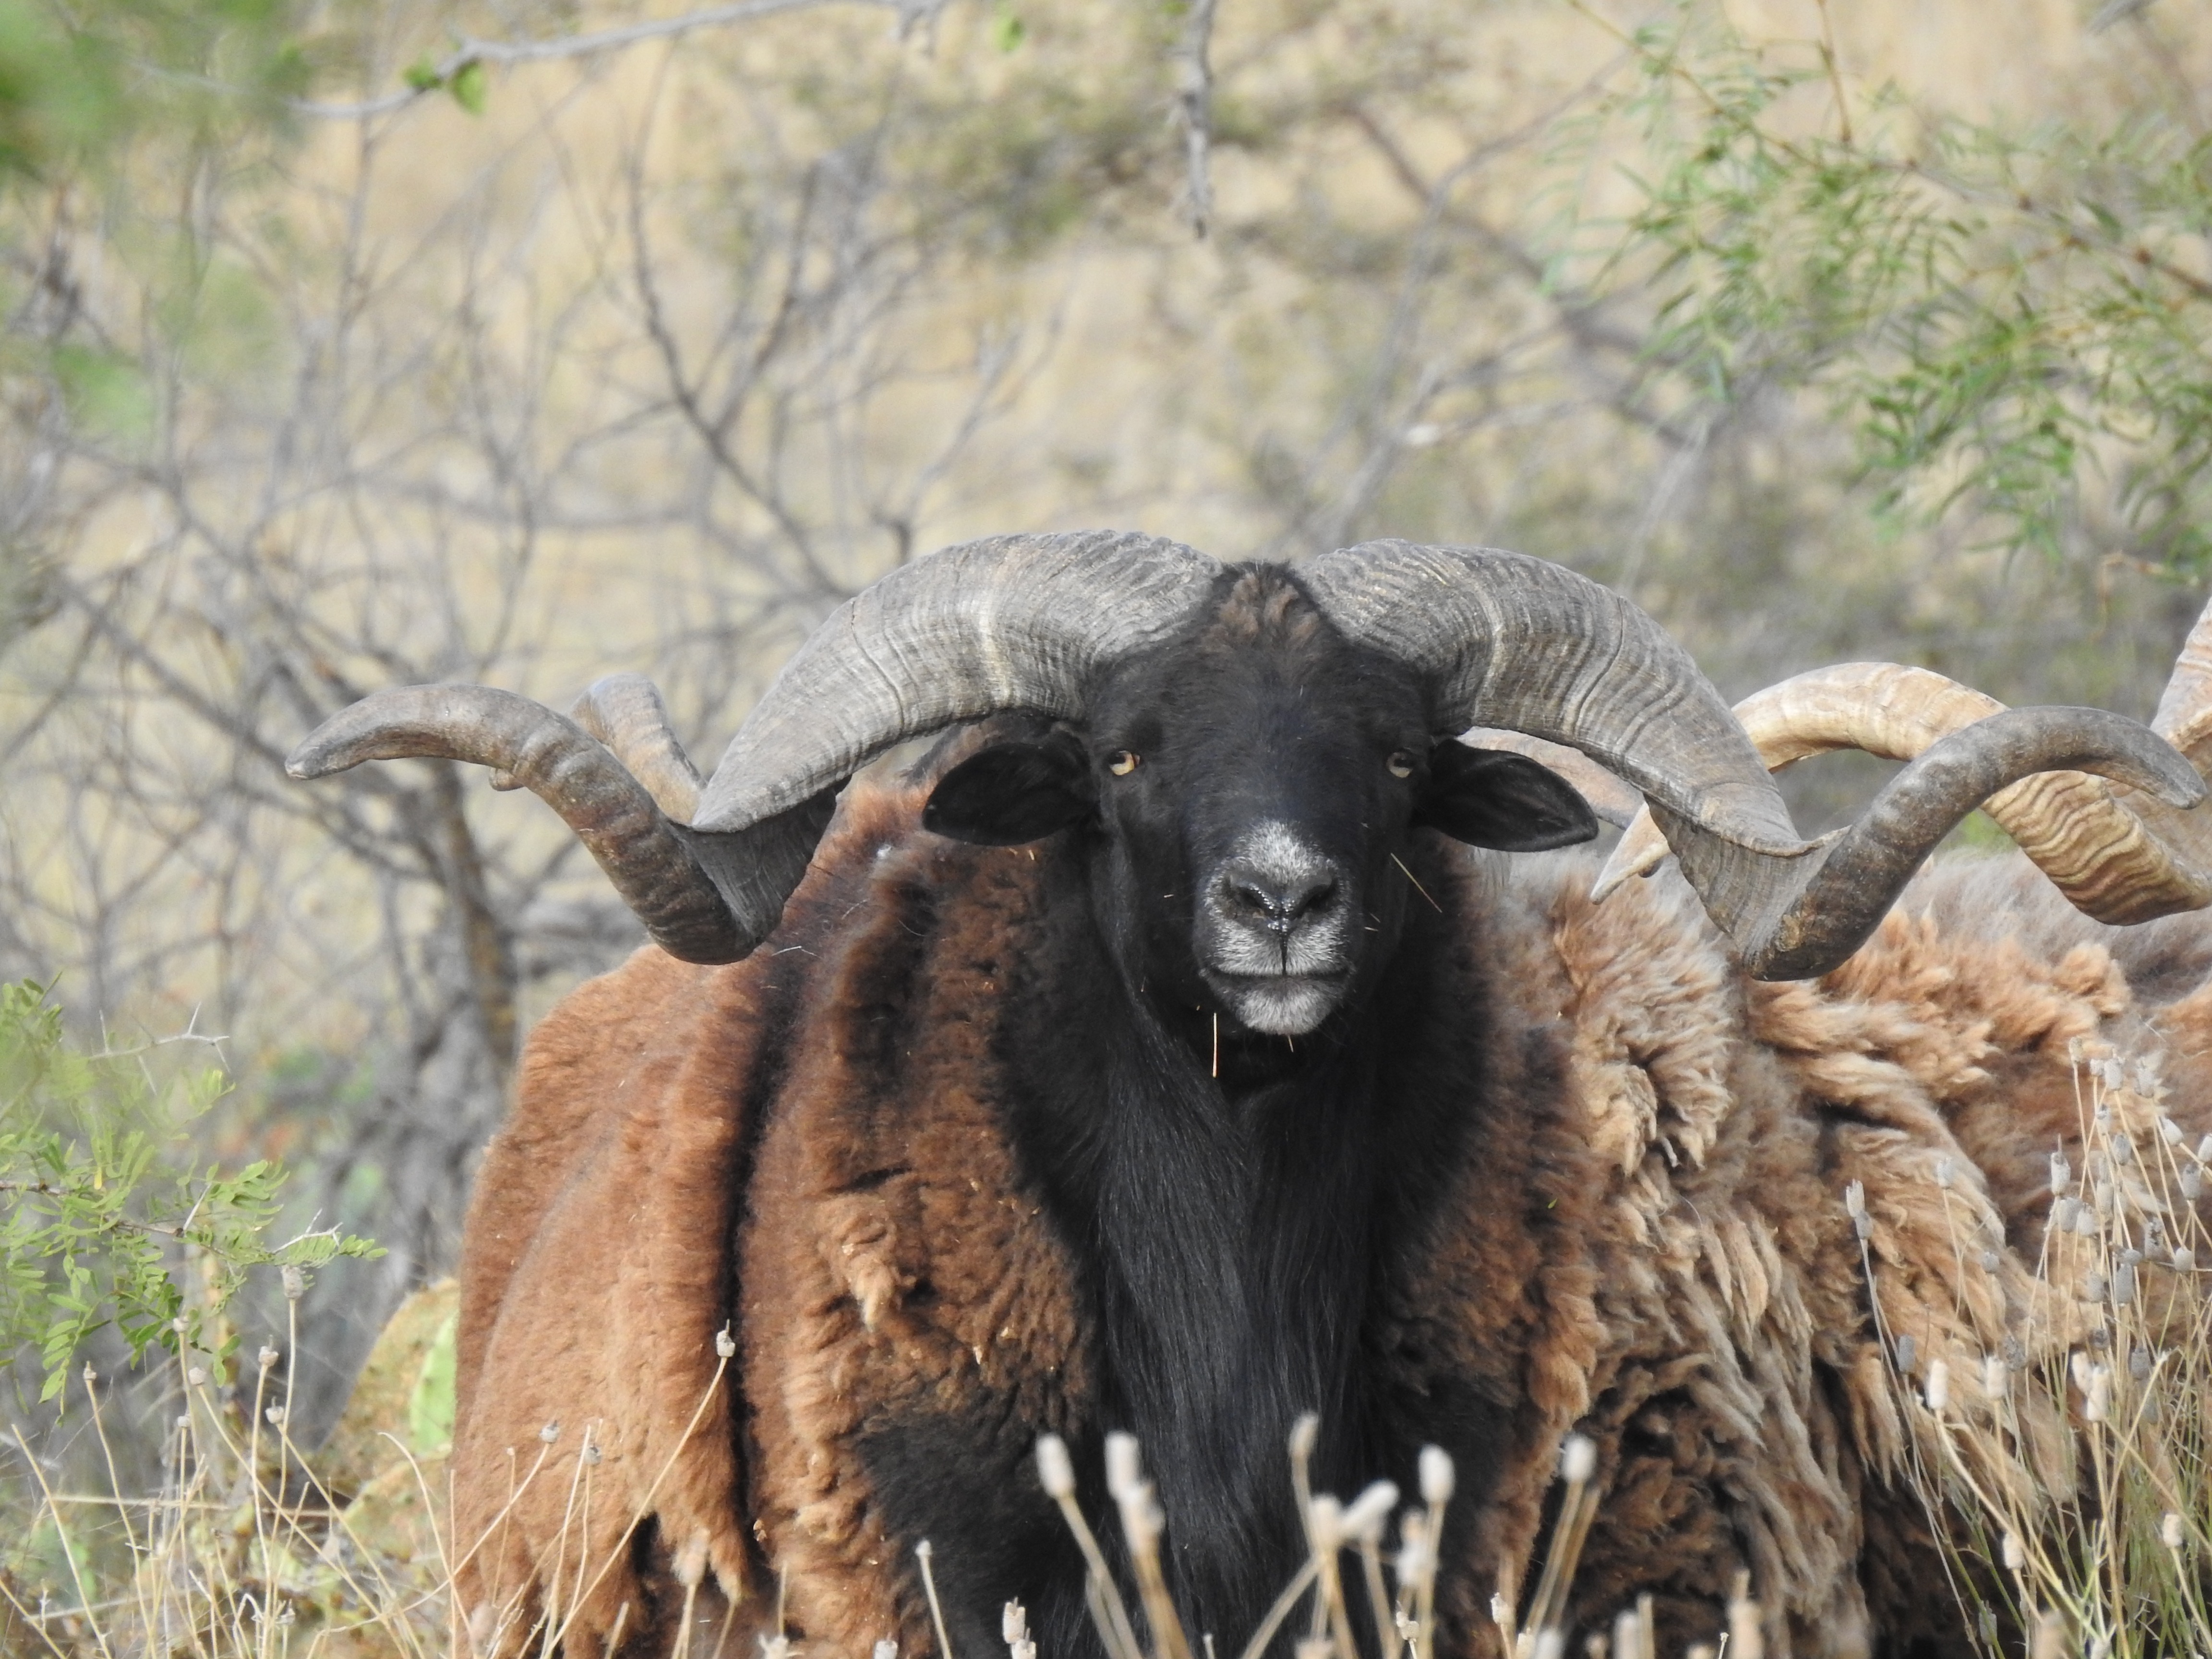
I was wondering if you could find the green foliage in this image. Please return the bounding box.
[0,980,379,1405]
[448,58,487,115]
[1565,1,2212,575]
[0,0,311,186]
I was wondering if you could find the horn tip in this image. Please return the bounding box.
[285,741,340,780]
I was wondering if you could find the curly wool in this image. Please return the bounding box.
[448,753,2212,1658]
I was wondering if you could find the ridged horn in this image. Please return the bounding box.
[286,683,749,963]
[1601,648,2212,929]
[692,530,1222,833]
[1305,541,1809,856]
[1658,706,2204,978]
[569,673,704,822]
[1304,542,2204,977]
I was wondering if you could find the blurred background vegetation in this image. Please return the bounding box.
[2,0,2211,1572]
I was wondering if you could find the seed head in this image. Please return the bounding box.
[2002,1531,2026,1571]
[1561,1434,1597,1485]
[875,1643,899,1659]
[1105,1431,1142,1502]
[2050,1153,2071,1195]
[1894,1334,1916,1375]
[1980,1249,2002,1272]
[2076,1201,2100,1235]
[2085,1365,2112,1422]
[186,1366,206,1387]
[673,1531,709,1589]
[1289,1412,1320,1462]
[266,1406,287,1428]
[583,1441,603,1465]
[1398,1512,1433,1582]
[2162,1116,2185,1145]
[1934,1157,1954,1190]
[714,1326,736,1360]
[1343,1479,1400,1540]
[2084,1270,2109,1304]
[1035,1434,1075,1499]
[2164,1512,2186,1550]
[1843,1180,1866,1219]
[1004,1601,1029,1645]
[1924,1361,1949,1413]
[2129,1346,2152,1380]
[1983,1354,2008,1398]
[2177,1246,2198,1273]
[539,1420,561,1444]
[1419,1443,1455,1505]
[258,1346,280,1372]
[281,1265,305,1301]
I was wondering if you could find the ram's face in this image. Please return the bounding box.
[923,569,1598,1040]
[1075,578,1430,1036]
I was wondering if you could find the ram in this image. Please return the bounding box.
[293,534,2212,1658]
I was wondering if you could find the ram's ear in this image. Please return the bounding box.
[1415,742,1599,852]
[924,732,1095,845]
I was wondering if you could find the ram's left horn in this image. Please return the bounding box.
[1598,594,2212,930]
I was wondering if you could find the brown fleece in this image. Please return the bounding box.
[449,747,2212,1657]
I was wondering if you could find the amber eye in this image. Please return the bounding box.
[1108,750,1141,777]
[1386,750,1416,780]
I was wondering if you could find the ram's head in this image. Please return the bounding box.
[288,533,2205,990]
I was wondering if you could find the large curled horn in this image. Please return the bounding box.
[1304,541,2204,979]
[690,530,1220,833]
[287,684,753,962]
[290,531,1223,964]
[1601,593,2212,930]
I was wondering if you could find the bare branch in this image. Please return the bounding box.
[292,0,926,121]
[1175,0,1221,240]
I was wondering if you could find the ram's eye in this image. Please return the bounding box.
[1107,750,1141,777]
[1386,750,1416,780]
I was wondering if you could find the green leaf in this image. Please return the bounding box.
[448,58,486,115]
[403,55,443,93]
[989,3,1024,53]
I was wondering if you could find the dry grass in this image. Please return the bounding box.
[1888,1042,2212,1658]
[1,1342,1749,1659]
[27,1060,2212,1659]
[1,1295,455,1659]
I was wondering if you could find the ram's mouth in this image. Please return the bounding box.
[1202,969,1351,1037]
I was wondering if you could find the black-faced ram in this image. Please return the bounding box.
[289,535,2212,1657]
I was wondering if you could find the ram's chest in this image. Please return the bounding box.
[733,842,1092,1647]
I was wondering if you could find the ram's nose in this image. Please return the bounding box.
[1219,863,1341,934]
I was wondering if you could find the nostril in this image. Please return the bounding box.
[1218,868,1339,929]
[1229,880,1274,918]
